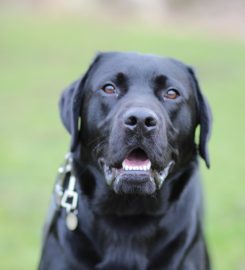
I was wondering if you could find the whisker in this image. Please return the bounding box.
[87,135,106,148]
[91,140,107,157]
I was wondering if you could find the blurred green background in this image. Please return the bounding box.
[0,1,245,269]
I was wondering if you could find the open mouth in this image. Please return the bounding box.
[100,148,174,194]
[122,148,151,171]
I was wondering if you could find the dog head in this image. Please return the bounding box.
[59,52,212,196]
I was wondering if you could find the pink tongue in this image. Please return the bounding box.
[124,149,150,166]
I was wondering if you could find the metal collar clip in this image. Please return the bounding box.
[55,153,79,231]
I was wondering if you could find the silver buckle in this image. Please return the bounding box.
[55,153,74,205]
[53,153,79,230]
[61,175,78,212]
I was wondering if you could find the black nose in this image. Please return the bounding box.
[123,108,158,132]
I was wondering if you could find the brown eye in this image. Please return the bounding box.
[164,89,179,100]
[101,84,116,94]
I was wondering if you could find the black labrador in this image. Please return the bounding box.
[39,52,212,270]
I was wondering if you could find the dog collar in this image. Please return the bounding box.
[55,153,79,231]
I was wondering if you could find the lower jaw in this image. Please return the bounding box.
[113,171,156,195]
[103,161,175,194]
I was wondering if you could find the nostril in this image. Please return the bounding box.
[125,116,137,126]
[145,117,157,127]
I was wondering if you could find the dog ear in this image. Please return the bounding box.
[187,67,212,168]
[59,54,102,152]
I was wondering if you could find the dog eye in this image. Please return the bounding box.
[101,84,116,94]
[164,89,180,100]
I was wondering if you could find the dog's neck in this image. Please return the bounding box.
[67,158,200,269]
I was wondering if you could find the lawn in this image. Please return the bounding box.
[0,13,245,270]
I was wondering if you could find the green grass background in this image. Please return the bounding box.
[0,13,245,270]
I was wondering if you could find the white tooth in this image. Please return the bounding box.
[143,166,147,171]
[139,166,143,171]
[125,165,129,170]
[146,162,151,170]
[122,161,126,169]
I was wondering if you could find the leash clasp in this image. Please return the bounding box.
[61,175,78,212]
[55,153,78,213]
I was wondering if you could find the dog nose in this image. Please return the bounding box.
[123,108,158,132]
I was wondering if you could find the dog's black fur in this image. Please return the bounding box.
[39,52,212,270]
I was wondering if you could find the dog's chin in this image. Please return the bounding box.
[113,171,156,195]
